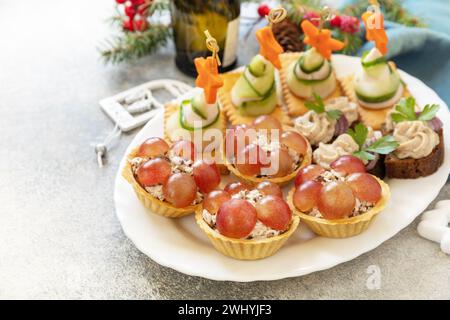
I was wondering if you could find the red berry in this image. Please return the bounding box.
[125,3,137,18]
[123,19,134,31]
[216,199,257,238]
[303,12,320,27]
[116,0,126,4]
[340,15,360,34]
[192,160,221,194]
[135,18,148,31]
[257,4,271,18]
[330,15,342,28]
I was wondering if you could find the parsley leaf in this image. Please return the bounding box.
[347,123,368,149]
[365,135,399,154]
[418,104,439,121]
[391,97,440,123]
[305,93,325,113]
[326,109,343,120]
[353,150,375,161]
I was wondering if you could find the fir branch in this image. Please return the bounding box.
[283,0,324,25]
[343,0,424,27]
[100,25,172,64]
[334,29,363,55]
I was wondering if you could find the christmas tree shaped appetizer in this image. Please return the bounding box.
[217,8,290,126]
[279,7,345,117]
[340,0,410,130]
[164,31,226,146]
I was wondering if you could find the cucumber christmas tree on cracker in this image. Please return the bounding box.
[164,31,226,144]
[218,7,291,126]
[340,0,409,130]
[279,6,345,117]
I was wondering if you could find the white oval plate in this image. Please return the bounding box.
[114,55,450,282]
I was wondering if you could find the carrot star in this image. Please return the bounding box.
[194,56,223,104]
[256,26,284,69]
[301,20,345,60]
[362,11,388,55]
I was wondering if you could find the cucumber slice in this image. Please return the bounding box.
[238,86,277,116]
[248,55,266,77]
[287,65,336,99]
[191,93,207,120]
[355,89,398,103]
[362,56,386,68]
[294,62,332,84]
[242,67,275,97]
[179,100,220,131]
[300,49,324,74]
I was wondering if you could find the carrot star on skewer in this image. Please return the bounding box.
[301,20,345,60]
[256,26,284,69]
[362,11,388,55]
[194,56,223,104]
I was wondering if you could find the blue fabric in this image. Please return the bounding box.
[342,0,450,105]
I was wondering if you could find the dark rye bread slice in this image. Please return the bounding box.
[385,128,444,179]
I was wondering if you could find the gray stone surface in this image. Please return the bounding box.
[0,0,449,299]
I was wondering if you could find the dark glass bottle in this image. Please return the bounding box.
[170,0,241,77]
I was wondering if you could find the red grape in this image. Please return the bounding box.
[281,131,308,155]
[318,181,355,219]
[330,155,366,175]
[163,173,197,208]
[170,139,196,161]
[203,190,231,214]
[255,195,292,230]
[346,173,382,203]
[225,124,253,158]
[236,143,262,176]
[294,164,325,187]
[138,137,169,158]
[192,160,221,193]
[267,147,294,177]
[293,180,322,212]
[256,181,283,197]
[224,181,251,196]
[253,115,282,131]
[216,199,257,238]
[136,158,171,187]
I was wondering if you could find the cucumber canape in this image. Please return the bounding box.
[230,54,278,116]
[286,48,337,99]
[354,48,403,109]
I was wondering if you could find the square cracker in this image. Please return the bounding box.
[339,74,410,130]
[279,52,343,117]
[217,72,291,126]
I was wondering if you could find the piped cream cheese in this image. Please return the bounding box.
[393,121,440,159]
[313,134,359,169]
[294,112,335,146]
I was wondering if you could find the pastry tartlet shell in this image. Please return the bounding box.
[122,147,201,218]
[195,210,300,260]
[223,127,313,186]
[287,176,390,238]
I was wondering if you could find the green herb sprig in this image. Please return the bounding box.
[391,97,439,123]
[347,123,399,161]
[305,94,342,120]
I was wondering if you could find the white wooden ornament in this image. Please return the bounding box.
[417,200,450,254]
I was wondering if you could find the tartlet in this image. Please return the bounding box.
[288,163,390,238]
[196,185,299,260]
[223,116,312,186]
[123,137,221,218]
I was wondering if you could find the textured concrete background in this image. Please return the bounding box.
[0,0,449,299]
